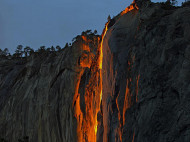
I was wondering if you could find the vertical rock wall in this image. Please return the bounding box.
[0,35,99,142]
[99,3,190,142]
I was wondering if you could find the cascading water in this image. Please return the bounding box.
[73,1,139,141]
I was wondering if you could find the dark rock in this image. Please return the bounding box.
[0,2,190,142]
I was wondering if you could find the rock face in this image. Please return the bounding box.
[0,50,77,142]
[0,2,190,142]
[98,2,190,142]
[0,34,99,142]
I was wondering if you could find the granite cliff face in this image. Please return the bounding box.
[0,34,99,142]
[98,2,190,142]
[0,1,190,142]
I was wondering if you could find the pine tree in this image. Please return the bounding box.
[56,46,61,51]
[171,0,177,6]
[107,15,111,21]
[24,46,32,57]
[14,45,23,57]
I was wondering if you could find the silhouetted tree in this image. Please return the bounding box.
[107,15,111,21]
[3,48,9,56]
[56,46,61,51]
[0,48,9,57]
[37,46,46,53]
[166,0,177,6]
[29,48,34,56]
[182,0,190,6]
[82,30,93,36]
[46,47,51,52]
[165,0,172,5]
[14,45,23,57]
[64,43,69,48]
[94,30,98,35]
[0,49,2,56]
[50,46,55,52]
[24,46,32,57]
[171,0,177,5]
[86,30,92,34]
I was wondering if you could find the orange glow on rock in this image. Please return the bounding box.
[116,94,122,142]
[73,72,84,142]
[120,0,139,16]
[79,36,94,68]
[73,21,109,142]
[136,75,140,102]
[74,0,139,141]
[81,36,91,52]
[132,132,135,142]
[123,80,131,126]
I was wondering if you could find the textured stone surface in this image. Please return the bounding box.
[98,3,190,142]
[0,35,99,142]
[0,2,190,142]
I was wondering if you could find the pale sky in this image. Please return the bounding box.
[0,0,184,53]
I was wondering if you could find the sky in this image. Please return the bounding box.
[0,0,185,53]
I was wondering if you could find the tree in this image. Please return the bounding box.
[24,46,32,57]
[50,46,55,52]
[94,30,98,35]
[56,46,61,51]
[14,45,23,57]
[167,0,177,6]
[3,48,9,56]
[17,45,23,51]
[171,0,177,6]
[182,0,190,6]
[37,46,46,53]
[0,49,2,56]
[165,0,171,5]
[64,43,69,48]
[29,48,34,56]
[46,47,51,52]
[82,30,93,36]
[0,48,9,57]
[107,15,111,21]
[85,30,92,34]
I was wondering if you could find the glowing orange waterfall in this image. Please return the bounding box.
[99,21,110,70]
[73,22,110,142]
[98,20,110,118]
[73,1,139,141]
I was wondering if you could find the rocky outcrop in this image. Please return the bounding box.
[0,2,190,142]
